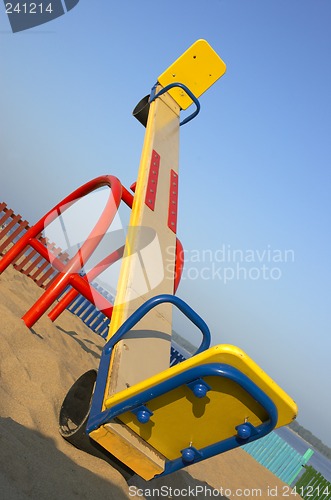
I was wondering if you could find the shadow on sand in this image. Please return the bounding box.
[0,417,127,500]
[0,417,230,500]
[56,325,103,359]
[128,466,230,499]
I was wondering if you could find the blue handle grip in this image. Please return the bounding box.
[150,82,201,126]
[104,294,211,356]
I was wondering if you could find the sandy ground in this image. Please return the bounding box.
[0,265,300,499]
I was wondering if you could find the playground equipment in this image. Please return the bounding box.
[59,40,298,480]
[0,40,298,480]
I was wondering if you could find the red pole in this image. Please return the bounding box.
[0,175,122,275]
[29,237,66,273]
[174,238,184,293]
[20,176,122,328]
[69,274,114,319]
[121,186,134,208]
[48,245,124,321]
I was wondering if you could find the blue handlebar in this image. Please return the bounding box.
[150,82,201,126]
[104,294,211,356]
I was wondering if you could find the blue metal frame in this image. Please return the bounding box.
[159,363,278,477]
[87,361,278,476]
[103,294,211,357]
[86,293,278,479]
[150,82,201,126]
[87,294,211,427]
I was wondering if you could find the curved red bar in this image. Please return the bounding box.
[48,246,125,322]
[16,175,122,328]
[0,174,185,330]
[174,238,184,293]
[0,176,122,274]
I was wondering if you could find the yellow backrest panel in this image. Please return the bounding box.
[158,39,226,110]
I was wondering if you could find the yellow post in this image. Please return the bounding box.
[90,88,181,478]
[60,41,296,483]
[105,88,181,395]
[90,40,227,479]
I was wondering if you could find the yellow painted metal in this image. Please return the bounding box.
[158,39,226,110]
[90,88,181,478]
[104,88,180,396]
[104,344,298,461]
[89,422,165,481]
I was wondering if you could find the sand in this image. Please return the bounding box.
[0,265,300,499]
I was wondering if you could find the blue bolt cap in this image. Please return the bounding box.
[187,378,211,398]
[237,424,251,440]
[137,410,151,424]
[193,383,208,398]
[182,447,195,463]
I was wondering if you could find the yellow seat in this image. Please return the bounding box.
[103,344,297,462]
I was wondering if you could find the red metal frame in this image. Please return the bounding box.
[0,175,184,330]
[48,245,125,321]
[0,176,122,328]
[0,176,120,273]
[174,238,184,293]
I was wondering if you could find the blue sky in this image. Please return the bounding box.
[1,1,331,447]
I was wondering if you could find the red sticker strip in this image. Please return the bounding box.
[168,169,178,233]
[145,150,160,211]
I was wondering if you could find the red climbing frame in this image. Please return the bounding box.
[0,176,125,327]
[0,175,184,329]
[48,245,125,322]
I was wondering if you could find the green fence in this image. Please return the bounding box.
[294,466,331,500]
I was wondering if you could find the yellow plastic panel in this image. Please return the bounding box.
[158,39,226,110]
[90,421,165,480]
[105,344,298,460]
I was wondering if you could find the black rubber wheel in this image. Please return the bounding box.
[59,369,134,480]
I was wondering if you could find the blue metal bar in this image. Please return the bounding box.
[98,323,110,339]
[88,363,277,431]
[170,347,186,366]
[150,82,201,126]
[85,309,102,326]
[171,339,191,361]
[88,345,113,421]
[88,294,210,422]
[68,294,86,312]
[104,294,211,357]
[90,312,107,330]
[80,303,96,321]
[93,317,110,333]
